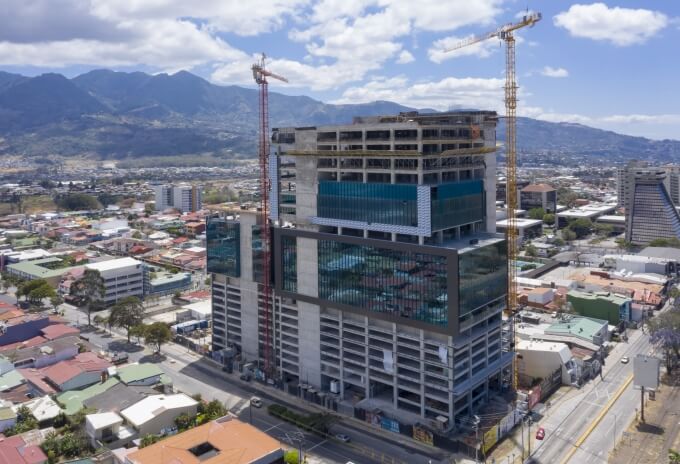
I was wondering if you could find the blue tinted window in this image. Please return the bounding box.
[281,235,297,292]
[206,218,240,277]
[318,239,448,326]
[431,180,484,230]
[318,181,418,226]
[458,240,507,317]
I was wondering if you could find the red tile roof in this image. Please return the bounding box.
[40,324,79,341]
[0,336,47,353]
[18,368,55,395]
[42,352,111,388]
[0,435,47,464]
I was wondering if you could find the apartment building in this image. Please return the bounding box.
[85,257,146,305]
[209,111,512,431]
[154,184,202,213]
[617,162,680,209]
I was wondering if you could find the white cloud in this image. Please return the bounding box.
[396,50,415,64]
[540,66,568,78]
[333,75,505,111]
[428,34,500,63]
[554,3,668,46]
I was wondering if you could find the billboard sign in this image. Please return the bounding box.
[633,354,660,390]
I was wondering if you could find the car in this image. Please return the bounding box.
[535,427,545,440]
[621,356,630,364]
[250,397,263,408]
[335,433,351,443]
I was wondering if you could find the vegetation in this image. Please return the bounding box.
[524,244,538,257]
[41,430,88,462]
[129,324,147,344]
[566,218,593,239]
[4,406,38,436]
[139,434,164,448]
[649,237,680,249]
[174,413,194,432]
[70,268,106,326]
[561,228,577,242]
[648,309,680,374]
[670,449,680,464]
[594,223,614,237]
[203,186,238,204]
[557,187,579,208]
[16,279,57,306]
[54,193,101,211]
[615,238,634,251]
[144,322,172,353]
[109,296,145,342]
[542,213,555,225]
[267,404,333,434]
[528,207,545,220]
[284,450,302,464]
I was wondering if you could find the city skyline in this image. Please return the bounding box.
[0,1,678,139]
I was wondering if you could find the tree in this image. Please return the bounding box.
[204,400,226,420]
[561,229,577,242]
[17,279,49,302]
[557,187,579,208]
[70,269,106,326]
[528,207,546,220]
[567,218,593,239]
[132,230,143,239]
[4,405,38,436]
[28,284,56,306]
[129,324,147,344]
[525,244,538,257]
[670,449,680,464]
[553,237,565,247]
[542,213,555,225]
[144,322,172,353]
[594,223,614,237]
[615,238,633,251]
[284,450,300,464]
[648,310,680,374]
[93,314,105,329]
[109,296,145,342]
[649,237,680,249]
[670,287,680,308]
[50,294,63,310]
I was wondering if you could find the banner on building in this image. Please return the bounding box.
[413,425,434,446]
[482,425,499,454]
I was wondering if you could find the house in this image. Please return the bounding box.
[125,416,284,464]
[0,406,16,433]
[545,316,610,346]
[567,290,632,325]
[42,352,112,391]
[0,434,47,464]
[5,335,81,370]
[85,411,135,449]
[517,340,579,386]
[22,396,63,424]
[120,393,198,436]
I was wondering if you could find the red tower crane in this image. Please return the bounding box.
[252,54,288,375]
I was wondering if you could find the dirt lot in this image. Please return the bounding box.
[609,370,680,463]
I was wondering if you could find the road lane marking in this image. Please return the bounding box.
[560,373,633,464]
[306,439,328,452]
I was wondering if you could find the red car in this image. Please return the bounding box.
[536,427,545,440]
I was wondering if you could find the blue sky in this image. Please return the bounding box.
[0,1,678,139]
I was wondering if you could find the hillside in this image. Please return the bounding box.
[0,69,678,162]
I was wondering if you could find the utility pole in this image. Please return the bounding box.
[641,386,645,422]
[520,419,524,460]
[527,416,533,457]
[473,415,481,464]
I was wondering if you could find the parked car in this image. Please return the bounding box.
[335,433,351,443]
[111,353,129,365]
[250,397,263,408]
[621,356,630,364]
[535,427,545,440]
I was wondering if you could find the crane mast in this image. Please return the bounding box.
[446,12,541,391]
[251,54,288,376]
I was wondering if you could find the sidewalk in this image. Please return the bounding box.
[608,370,680,463]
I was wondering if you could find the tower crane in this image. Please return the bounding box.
[446,12,541,391]
[252,53,288,375]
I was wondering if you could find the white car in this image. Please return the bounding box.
[621,356,630,364]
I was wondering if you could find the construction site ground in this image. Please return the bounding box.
[609,370,680,463]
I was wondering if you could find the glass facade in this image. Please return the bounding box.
[252,225,264,283]
[431,180,484,230]
[317,240,448,326]
[458,240,507,318]
[317,181,418,227]
[206,218,240,277]
[281,235,297,292]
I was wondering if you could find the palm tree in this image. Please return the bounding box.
[69,269,105,326]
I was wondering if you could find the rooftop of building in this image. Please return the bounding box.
[0,434,47,464]
[557,203,617,218]
[6,257,79,279]
[85,257,143,272]
[85,411,123,430]
[121,393,197,427]
[546,316,608,338]
[567,289,630,305]
[116,363,163,385]
[56,377,119,415]
[43,352,111,387]
[126,416,283,464]
[597,215,626,223]
[639,246,680,261]
[441,233,506,254]
[496,218,543,228]
[83,382,159,413]
[521,183,556,193]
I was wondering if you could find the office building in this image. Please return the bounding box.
[624,168,680,245]
[85,257,146,305]
[520,183,556,213]
[209,111,511,430]
[617,162,680,209]
[154,184,202,213]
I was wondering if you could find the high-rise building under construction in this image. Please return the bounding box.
[208,111,512,430]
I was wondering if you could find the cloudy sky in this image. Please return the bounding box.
[1,0,678,139]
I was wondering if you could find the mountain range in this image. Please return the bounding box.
[0,69,678,163]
